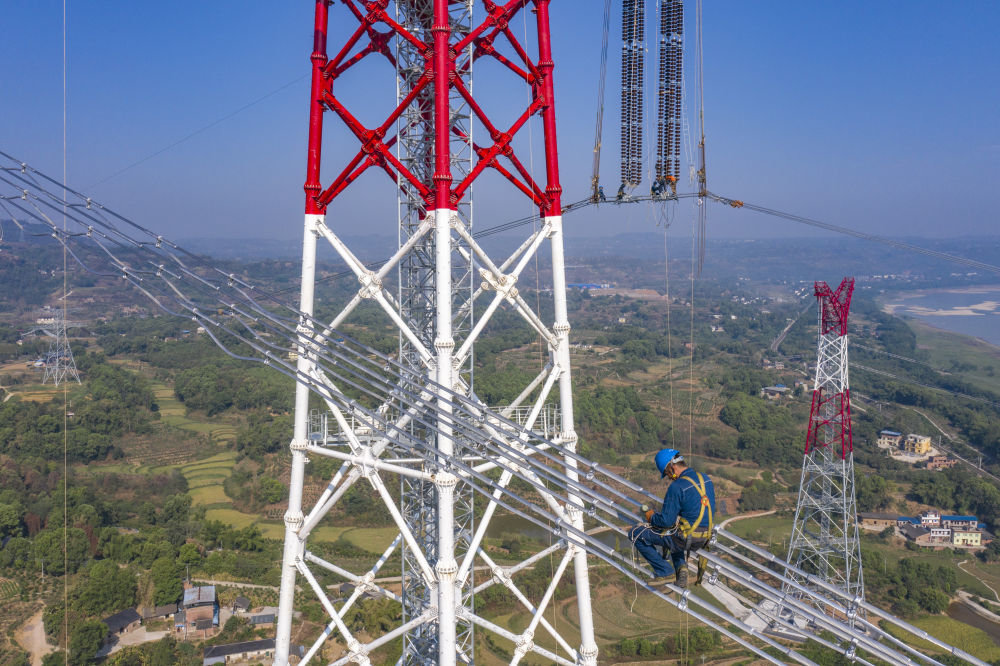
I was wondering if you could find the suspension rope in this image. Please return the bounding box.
[663,212,676,447]
[61,2,70,660]
[694,0,707,273]
[590,0,613,201]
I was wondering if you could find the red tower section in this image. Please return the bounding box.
[804,278,855,459]
[303,0,564,218]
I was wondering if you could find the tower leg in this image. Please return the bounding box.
[275,214,320,665]
[549,214,599,664]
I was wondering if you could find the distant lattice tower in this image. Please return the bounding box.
[41,310,80,386]
[784,278,864,621]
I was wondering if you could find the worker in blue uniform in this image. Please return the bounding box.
[628,448,716,589]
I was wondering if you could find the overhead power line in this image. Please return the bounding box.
[709,194,1000,276]
[1,151,990,666]
[854,362,1000,410]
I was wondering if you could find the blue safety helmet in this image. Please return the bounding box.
[654,448,684,478]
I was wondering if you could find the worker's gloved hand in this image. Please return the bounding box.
[644,509,655,523]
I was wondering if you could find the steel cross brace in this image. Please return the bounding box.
[310,0,561,215]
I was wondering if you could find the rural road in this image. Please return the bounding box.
[15,609,51,666]
[717,509,776,531]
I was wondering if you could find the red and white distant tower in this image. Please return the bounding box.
[274,2,598,664]
[784,278,865,618]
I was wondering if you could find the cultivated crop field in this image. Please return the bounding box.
[0,579,19,601]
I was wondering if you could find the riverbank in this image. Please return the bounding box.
[881,284,1000,347]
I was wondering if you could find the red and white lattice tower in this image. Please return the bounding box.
[275,2,598,664]
[784,278,865,620]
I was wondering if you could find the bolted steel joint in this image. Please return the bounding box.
[283,510,303,530]
[554,322,571,336]
[491,566,510,587]
[559,431,578,447]
[290,437,309,451]
[434,470,458,489]
[433,337,455,352]
[435,558,458,578]
[514,632,534,657]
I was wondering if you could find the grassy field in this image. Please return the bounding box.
[910,319,1000,395]
[883,614,1000,662]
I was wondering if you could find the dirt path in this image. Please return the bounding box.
[15,609,52,666]
[717,509,776,531]
[959,559,1000,602]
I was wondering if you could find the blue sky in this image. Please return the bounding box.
[3,2,998,243]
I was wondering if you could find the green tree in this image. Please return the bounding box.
[0,502,22,537]
[150,557,182,606]
[856,475,892,512]
[618,638,637,656]
[75,560,137,616]
[177,543,201,567]
[69,620,108,665]
[33,527,89,576]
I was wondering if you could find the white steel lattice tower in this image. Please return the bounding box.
[274,2,599,664]
[394,2,476,660]
[40,310,80,386]
[784,278,864,619]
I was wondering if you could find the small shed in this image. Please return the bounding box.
[141,603,178,621]
[203,638,276,666]
[249,613,275,627]
[233,596,252,613]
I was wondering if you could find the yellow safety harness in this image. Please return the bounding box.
[676,471,714,539]
[677,471,714,586]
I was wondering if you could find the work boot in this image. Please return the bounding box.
[676,567,689,589]
[650,573,676,590]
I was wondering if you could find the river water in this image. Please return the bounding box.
[883,285,1000,347]
[947,601,1000,647]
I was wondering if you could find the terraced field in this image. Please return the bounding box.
[0,579,18,601]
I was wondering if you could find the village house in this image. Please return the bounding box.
[761,385,790,400]
[896,511,988,549]
[140,603,178,623]
[942,515,978,530]
[904,434,932,455]
[926,455,957,470]
[953,529,982,548]
[857,512,898,530]
[899,524,937,547]
[877,430,902,448]
[178,585,219,638]
[918,510,941,528]
[102,608,142,640]
[249,613,275,629]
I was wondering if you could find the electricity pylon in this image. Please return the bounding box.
[40,310,80,386]
[784,278,864,622]
[274,2,598,663]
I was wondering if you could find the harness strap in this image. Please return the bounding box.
[676,472,714,539]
